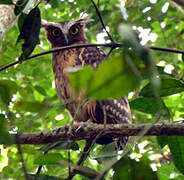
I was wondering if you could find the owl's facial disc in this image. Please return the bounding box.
[42,23,69,47]
[50,27,69,45]
[42,20,86,47]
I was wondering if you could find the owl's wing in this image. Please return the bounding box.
[76,46,106,68]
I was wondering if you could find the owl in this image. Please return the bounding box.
[42,17,131,147]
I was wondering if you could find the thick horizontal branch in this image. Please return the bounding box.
[15,123,184,145]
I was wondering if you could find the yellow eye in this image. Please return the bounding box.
[69,25,79,35]
[52,28,61,37]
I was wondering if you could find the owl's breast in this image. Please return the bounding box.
[52,49,78,70]
[52,49,78,100]
[52,49,88,120]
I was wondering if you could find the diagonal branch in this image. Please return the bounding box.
[90,0,115,43]
[14,123,184,145]
[15,134,29,180]
[67,131,104,179]
[67,138,95,180]
[170,0,184,8]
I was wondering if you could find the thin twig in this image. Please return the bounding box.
[91,0,115,43]
[66,99,89,178]
[67,138,95,180]
[15,134,29,180]
[36,141,70,175]
[36,165,42,175]
[67,145,71,178]
[106,47,115,58]
[1,43,184,72]
[169,0,184,14]
[67,131,104,179]
[59,159,101,179]
[0,43,119,72]
[99,111,163,180]
[149,46,184,54]
[97,0,100,8]
[170,0,184,8]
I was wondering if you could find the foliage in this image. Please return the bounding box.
[69,54,140,99]
[1,0,184,179]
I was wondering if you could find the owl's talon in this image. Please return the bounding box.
[86,118,93,123]
[75,125,82,133]
[52,127,61,135]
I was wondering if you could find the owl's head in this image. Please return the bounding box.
[42,17,91,48]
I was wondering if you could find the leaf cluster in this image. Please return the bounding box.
[1,0,184,179]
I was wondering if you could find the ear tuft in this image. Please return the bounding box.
[75,14,93,25]
[41,19,53,29]
[41,19,48,28]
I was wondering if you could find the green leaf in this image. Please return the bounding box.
[0,0,13,4]
[140,76,184,97]
[0,80,19,105]
[39,142,79,152]
[157,163,184,180]
[167,136,184,174]
[118,24,142,53]
[95,143,117,165]
[17,13,27,31]
[69,54,140,99]
[34,153,63,165]
[0,114,13,145]
[119,24,160,98]
[29,174,65,180]
[130,97,170,116]
[14,101,47,112]
[49,0,60,8]
[14,0,29,15]
[157,136,168,148]
[75,167,99,179]
[182,54,184,62]
[34,85,47,96]
[113,156,158,180]
[17,6,41,61]
[53,141,79,150]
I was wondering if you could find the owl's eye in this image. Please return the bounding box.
[69,25,79,35]
[52,28,61,37]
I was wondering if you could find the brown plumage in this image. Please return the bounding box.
[42,17,131,147]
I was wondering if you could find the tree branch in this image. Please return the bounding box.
[15,134,29,180]
[90,0,115,43]
[169,0,184,14]
[170,0,184,8]
[14,123,184,145]
[0,43,119,72]
[67,138,96,180]
[1,42,184,72]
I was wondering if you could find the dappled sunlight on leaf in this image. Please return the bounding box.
[69,54,140,99]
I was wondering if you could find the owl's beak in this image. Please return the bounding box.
[63,35,69,46]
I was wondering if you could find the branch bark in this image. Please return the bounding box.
[170,0,184,8]
[1,42,184,72]
[14,123,184,145]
